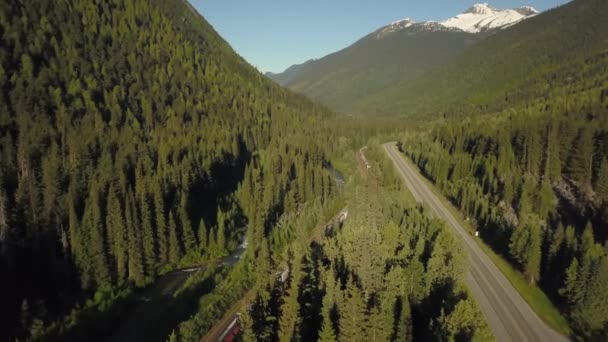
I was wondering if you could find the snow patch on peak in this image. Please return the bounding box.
[464,3,495,15]
[391,18,414,26]
[514,6,539,16]
[441,3,537,33]
[373,3,539,38]
[375,18,416,38]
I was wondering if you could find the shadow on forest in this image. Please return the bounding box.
[184,135,251,234]
[411,279,468,342]
[107,269,220,342]
[8,136,253,342]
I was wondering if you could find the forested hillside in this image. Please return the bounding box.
[400,86,608,338]
[268,25,479,115]
[0,0,341,340]
[363,0,608,118]
[234,147,492,342]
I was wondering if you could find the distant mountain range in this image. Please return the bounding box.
[354,0,608,118]
[377,3,538,36]
[266,3,541,116]
[441,3,538,33]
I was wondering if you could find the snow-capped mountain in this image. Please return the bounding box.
[376,3,538,38]
[442,3,539,33]
[375,19,462,38]
[514,6,540,16]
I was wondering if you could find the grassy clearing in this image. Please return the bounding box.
[398,152,572,337]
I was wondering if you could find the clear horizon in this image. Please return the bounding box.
[189,0,570,73]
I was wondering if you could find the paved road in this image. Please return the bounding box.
[383,142,568,342]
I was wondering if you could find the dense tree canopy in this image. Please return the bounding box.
[360,0,608,118]
[0,0,342,340]
[238,147,493,342]
[401,88,608,338]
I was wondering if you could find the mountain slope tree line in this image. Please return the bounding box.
[0,0,341,340]
[401,90,608,339]
[235,147,493,342]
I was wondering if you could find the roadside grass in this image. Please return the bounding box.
[398,151,573,337]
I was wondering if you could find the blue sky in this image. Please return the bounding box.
[189,0,570,73]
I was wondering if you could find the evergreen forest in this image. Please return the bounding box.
[1,0,607,341]
[0,0,343,340]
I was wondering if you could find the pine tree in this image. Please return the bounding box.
[68,193,91,289]
[168,212,182,265]
[278,248,302,341]
[318,320,338,342]
[560,258,583,307]
[339,281,366,341]
[537,180,556,220]
[216,208,226,253]
[543,122,562,182]
[299,250,322,340]
[154,184,168,264]
[595,158,608,203]
[527,222,542,284]
[240,310,257,342]
[366,307,388,342]
[179,192,196,252]
[41,143,61,224]
[86,189,110,286]
[320,271,338,340]
[105,184,127,282]
[581,222,595,253]
[547,223,565,261]
[394,297,412,342]
[198,218,207,254]
[525,129,542,176]
[509,216,542,284]
[518,178,536,218]
[574,256,608,332]
[126,191,144,285]
[278,292,299,342]
[139,196,156,273]
[568,127,594,192]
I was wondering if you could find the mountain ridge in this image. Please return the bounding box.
[268,2,538,79]
[266,3,540,115]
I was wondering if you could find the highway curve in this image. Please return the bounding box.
[383,142,568,342]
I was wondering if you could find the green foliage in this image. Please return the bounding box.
[400,93,608,337]
[567,127,595,193]
[360,0,608,118]
[437,298,494,342]
[595,158,608,204]
[318,321,338,342]
[273,0,608,120]
[509,215,543,284]
[174,261,255,341]
[243,149,491,341]
[571,256,608,336]
[339,281,367,341]
[168,213,182,266]
[277,247,303,341]
[270,27,479,116]
[0,0,341,340]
